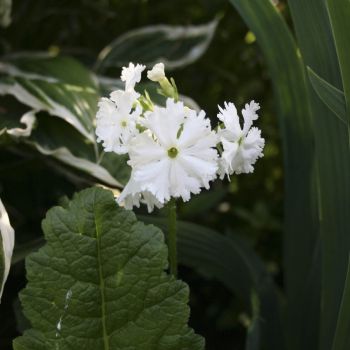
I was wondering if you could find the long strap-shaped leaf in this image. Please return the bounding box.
[331,255,350,350]
[308,67,347,124]
[326,3,350,350]
[227,1,317,349]
[287,1,350,349]
[327,0,350,122]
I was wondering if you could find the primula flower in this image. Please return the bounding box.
[121,63,146,91]
[119,98,218,206]
[117,172,163,213]
[217,100,264,177]
[95,90,141,154]
[95,62,145,154]
[147,63,165,82]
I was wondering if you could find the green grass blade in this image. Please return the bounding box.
[332,256,350,350]
[327,0,350,121]
[308,67,347,124]
[287,1,350,349]
[227,1,317,349]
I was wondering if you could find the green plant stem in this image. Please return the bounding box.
[167,199,178,277]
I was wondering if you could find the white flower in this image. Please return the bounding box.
[117,172,163,213]
[147,63,165,82]
[121,62,146,91]
[122,98,218,205]
[95,90,141,154]
[217,100,264,177]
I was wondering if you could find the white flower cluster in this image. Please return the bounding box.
[96,62,265,212]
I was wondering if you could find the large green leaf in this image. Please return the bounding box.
[308,67,346,124]
[0,198,15,302]
[228,1,316,349]
[326,5,350,348]
[141,216,283,350]
[95,19,218,72]
[0,89,129,187]
[332,256,350,350]
[287,1,350,349]
[13,187,204,350]
[0,55,99,141]
[0,96,127,188]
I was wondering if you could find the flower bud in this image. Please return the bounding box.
[147,63,165,82]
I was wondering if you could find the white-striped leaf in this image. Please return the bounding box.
[96,19,219,72]
[0,198,15,302]
[0,55,99,141]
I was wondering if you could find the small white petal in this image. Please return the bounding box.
[110,89,139,111]
[135,158,172,203]
[218,100,264,177]
[142,99,185,148]
[118,173,163,213]
[217,102,242,140]
[121,63,146,91]
[242,100,260,135]
[128,132,166,168]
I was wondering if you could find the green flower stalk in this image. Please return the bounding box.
[167,198,178,277]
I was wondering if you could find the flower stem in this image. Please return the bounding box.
[167,199,178,277]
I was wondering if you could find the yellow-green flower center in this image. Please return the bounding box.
[167,147,178,159]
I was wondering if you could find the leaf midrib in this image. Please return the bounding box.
[94,201,110,350]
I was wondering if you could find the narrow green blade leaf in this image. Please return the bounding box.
[13,187,204,350]
[327,0,350,122]
[0,198,15,302]
[308,67,347,124]
[95,19,218,72]
[228,1,316,349]
[332,256,350,350]
[287,1,350,349]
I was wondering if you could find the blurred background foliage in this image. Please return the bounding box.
[0,0,287,349]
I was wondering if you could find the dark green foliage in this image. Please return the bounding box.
[1,1,285,349]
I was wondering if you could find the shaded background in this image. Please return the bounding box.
[0,0,286,348]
